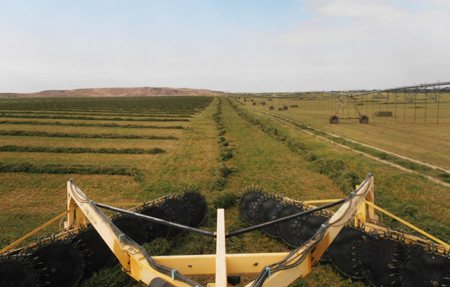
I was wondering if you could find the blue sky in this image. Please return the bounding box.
[1,0,449,93]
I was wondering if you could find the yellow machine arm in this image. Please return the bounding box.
[66,175,374,287]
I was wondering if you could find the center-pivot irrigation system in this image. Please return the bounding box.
[1,175,449,287]
[326,81,450,124]
[231,81,450,124]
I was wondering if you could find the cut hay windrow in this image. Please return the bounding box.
[0,162,139,176]
[0,111,192,118]
[0,114,189,122]
[0,145,166,155]
[0,130,178,140]
[210,98,234,191]
[0,120,184,129]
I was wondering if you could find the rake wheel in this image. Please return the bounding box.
[180,189,208,228]
[161,195,190,239]
[276,202,305,247]
[257,196,285,237]
[0,250,42,287]
[138,202,171,241]
[72,226,117,273]
[356,236,407,287]
[31,236,85,287]
[299,215,330,260]
[328,225,368,279]
[111,214,147,245]
[402,244,450,287]
[239,187,266,226]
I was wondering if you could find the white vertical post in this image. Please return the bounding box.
[215,209,227,287]
[65,181,75,228]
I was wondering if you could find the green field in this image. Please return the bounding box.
[1,95,449,287]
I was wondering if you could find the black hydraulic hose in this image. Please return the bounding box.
[96,197,348,239]
[94,202,216,238]
[226,198,346,238]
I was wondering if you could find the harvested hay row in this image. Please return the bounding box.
[0,120,184,129]
[0,145,166,154]
[0,114,189,122]
[0,130,178,140]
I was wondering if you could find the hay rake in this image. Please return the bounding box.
[1,175,449,287]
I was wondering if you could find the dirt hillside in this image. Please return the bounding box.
[1,87,226,98]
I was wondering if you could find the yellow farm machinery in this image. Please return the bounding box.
[1,174,450,286]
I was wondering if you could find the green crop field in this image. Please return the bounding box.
[1,95,449,287]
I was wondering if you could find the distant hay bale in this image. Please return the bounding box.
[268,99,273,101]
[375,111,393,117]
[290,105,299,108]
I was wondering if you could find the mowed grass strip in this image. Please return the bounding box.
[0,162,138,176]
[0,130,178,139]
[0,122,184,137]
[0,111,192,118]
[0,119,184,129]
[0,136,179,151]
[0,145,166,154]
[0,113,190,122]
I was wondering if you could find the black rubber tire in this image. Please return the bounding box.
[359,115,369,124]
[329,116,339,124]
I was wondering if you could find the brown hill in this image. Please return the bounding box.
[1,87,226,98]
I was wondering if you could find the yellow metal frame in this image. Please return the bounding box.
[65,177,374,287]
[0,210,69,254]
[3,176,448,287]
